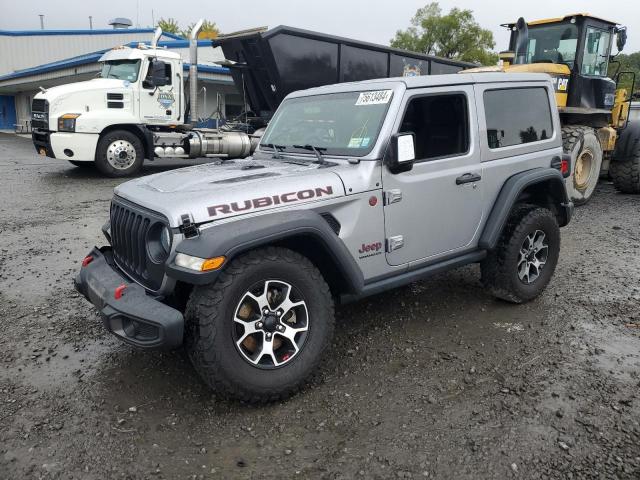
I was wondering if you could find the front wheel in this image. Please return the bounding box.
[95,130,144,177]
[481,206,560,304]
[185,247,335,403]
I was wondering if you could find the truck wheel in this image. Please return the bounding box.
[185,247,335,403]
[610,157,640,194]
[481,205,560,304]
[95,130,144,177]
[68,161,94,168]
[562,125,603,205]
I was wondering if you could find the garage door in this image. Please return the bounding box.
[0,95,17,130]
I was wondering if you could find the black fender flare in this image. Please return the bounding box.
[479,168,572,250]
[165,210,365,293]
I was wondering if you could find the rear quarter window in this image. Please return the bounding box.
[483,87,553,149]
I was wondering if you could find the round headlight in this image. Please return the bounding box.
[160,226,171,254]
[147,223,172,263]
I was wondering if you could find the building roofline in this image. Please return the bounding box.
[0,40,228,81]
[0,28,184,39]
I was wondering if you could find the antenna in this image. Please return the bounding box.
[39,14,44,30]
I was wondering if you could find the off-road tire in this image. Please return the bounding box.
[95,130,144,177]
[185,247,335,403]
[481,205,560,304]
[562,125,603,205]
[610,157,640,193]
[68,160,94,168]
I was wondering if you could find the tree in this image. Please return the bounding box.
[157,17,181,35]
[182,20,220,39]
[611,52,640,97]
[391,3,497,65]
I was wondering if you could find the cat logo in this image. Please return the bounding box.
[157,91,175,109]
[552,76,570,92]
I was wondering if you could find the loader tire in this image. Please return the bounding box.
[562,125,603,205]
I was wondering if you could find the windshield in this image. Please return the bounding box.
[261,90,393,157]
[100,60,141,82]
[521,23,579,69]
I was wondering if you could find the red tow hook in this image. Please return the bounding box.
[82,255,94,267]
[114,284,127,300]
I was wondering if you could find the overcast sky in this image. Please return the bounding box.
[1,0,639,53]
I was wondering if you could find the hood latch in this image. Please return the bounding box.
[179,214,199,239]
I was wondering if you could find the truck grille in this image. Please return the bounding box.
[31,99,49,129]
[110,197,168,291]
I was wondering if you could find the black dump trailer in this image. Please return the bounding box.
[213,26,475,126]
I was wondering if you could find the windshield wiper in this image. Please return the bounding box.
[293,144,327,165]
[260,143,286,159]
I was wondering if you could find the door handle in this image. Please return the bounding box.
[456,172,482,185]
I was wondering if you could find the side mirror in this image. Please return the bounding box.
[387,132,416,173]
[151,61,169,87]
[616,27,627,52]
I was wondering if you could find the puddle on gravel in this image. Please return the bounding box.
[579,320,640,382]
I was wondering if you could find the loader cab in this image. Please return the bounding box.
[504,14,624,111]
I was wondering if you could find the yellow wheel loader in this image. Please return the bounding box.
[465,14,637,204]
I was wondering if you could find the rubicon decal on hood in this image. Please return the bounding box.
[208,186,334,217]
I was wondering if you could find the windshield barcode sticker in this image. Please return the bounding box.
[355,90,393,106]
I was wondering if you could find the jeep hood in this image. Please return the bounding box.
[114,158,346,227]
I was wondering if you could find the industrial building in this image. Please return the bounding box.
[0,21,242,130]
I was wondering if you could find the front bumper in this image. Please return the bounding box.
[32,129,55,158]
[74,247,183,349]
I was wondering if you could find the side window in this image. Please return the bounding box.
[484,88,553,149]
[161,62,172,85]
[582,27,611,77]
[399,94,469,161]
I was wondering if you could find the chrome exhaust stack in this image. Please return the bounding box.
[189,19,204,124]
[151,27,162,49]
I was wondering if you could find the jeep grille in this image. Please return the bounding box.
[110,197,168,291]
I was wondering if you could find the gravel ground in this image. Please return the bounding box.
[0,132,639,480]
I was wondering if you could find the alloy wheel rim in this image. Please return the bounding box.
[106,140,136,169]
[517,230,549,284]
[233,280,309,369]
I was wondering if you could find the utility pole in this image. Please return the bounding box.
[39,15,44,30]
[89,16,93,30]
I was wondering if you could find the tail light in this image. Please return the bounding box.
[551,155,571,178]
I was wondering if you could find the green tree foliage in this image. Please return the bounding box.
[390,2,498,65]
[611,52,640,97]
[157,17,181,35]
[182,20,220,39]
[156,18,220,39]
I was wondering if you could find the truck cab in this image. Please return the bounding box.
[31,46,184,170]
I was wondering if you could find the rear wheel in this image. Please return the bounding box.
[610,156,640,194]
[481,205,560,304]
[562,125,603,205]
[185,247,335,403]
[95,130,144,177]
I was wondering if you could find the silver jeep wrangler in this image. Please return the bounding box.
[76,73,573,402]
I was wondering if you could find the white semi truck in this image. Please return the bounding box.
[31,21,472,177]
[31,21,255,177]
